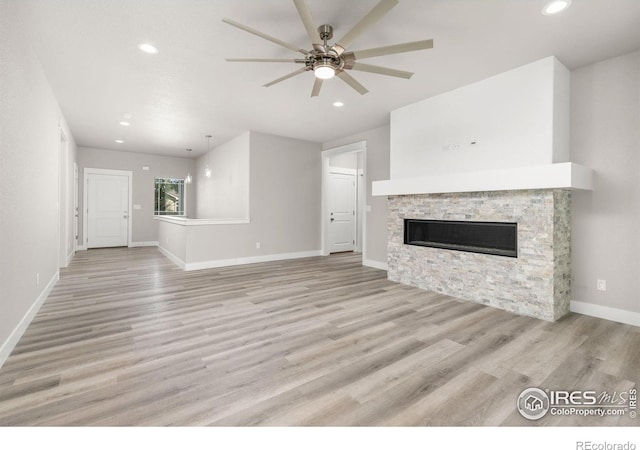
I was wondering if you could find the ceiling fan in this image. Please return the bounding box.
[222,0,433,97]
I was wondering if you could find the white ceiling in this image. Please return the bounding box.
[23,0,640,157]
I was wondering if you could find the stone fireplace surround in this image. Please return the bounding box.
[375,56,593,322]
[387,189,571,321]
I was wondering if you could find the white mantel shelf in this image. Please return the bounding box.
[372,163,593,196]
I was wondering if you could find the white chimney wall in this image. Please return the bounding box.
[389,56,570,179]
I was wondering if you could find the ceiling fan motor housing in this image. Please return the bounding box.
[308,24,343,74]
[317,24,333,41]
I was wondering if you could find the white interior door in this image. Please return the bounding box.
[329,170,356,253]
[87,173,129,248]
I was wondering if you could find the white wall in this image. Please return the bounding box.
[196,132,250,220]
[248,131,322,257]
[0,0,77,363]
[76,147,196,245]
[59,131,76,266]
[324,125,390,267]
[160,131,322,265]
[571,50,640,315]
[390,56,570,179]
[159,221,187,263]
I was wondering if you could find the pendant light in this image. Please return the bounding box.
[184,148,193,184]
[204,134,212,178]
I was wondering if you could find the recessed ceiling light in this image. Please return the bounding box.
[333,101,344,107]
[119,121,130,126]
[115,139,124,144]
[542,0,572,15]
[138,43,159,54]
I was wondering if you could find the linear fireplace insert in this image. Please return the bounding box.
[404,219,517,257]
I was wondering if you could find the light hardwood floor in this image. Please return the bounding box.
[0,247,637,426]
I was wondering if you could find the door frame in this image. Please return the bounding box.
[321,141,366,258]
[58,129,69,268]
[83,168,133,248]
[74,162,79,252]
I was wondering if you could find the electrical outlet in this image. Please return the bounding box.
[597,279,607,291]
[256,242,261,249]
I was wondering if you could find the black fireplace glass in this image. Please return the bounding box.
[404,219,517,258]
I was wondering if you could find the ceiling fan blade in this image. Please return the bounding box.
[263,67,309,87]
[351,39,434,60]
[333,0,399,55]
[311,78,323,97]
[336,71,369,95]
[293,0,323,52]
[222,18,309,55]
[225,58,305,63]
[350,62,413,79]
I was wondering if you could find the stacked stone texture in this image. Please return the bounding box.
[387,189,571,321]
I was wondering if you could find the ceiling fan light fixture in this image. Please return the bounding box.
[223,0,434,97]
[541,0,572,15]
[314,61,336,80]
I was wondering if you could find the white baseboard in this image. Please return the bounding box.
[158,247,187,270]
[571,300,640,327]
[65,250,75,266]
[184,250,323,271]
[159,248,323,271]
[130,241,159,248]
[363,258,388,271]
[0,272,59,370]
[77,242,158,251]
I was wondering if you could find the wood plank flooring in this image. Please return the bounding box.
[0,247,637,426]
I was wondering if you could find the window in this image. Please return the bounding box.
[154,178,185,216]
